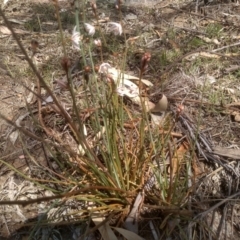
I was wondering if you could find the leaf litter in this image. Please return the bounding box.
[0,0,240,239]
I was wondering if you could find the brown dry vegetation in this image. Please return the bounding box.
[0,0,240,239]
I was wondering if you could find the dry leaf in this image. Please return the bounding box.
[213,146,240,159]
[0,25,29,35]
[192,155,203,176]
[78,124,87,156]
[171,143,188,176]
[98,63,153,87]
[3,0,10,5]
[26,83,35,103]
[0,25,11,35]
[126,36,140,44]
[113,227,145,240]
[197,35,220,45]
[9,130,19,145]
[124,192,143,234]
[185,52,220,60]
[92,215,118,240]
[8,18,26,24]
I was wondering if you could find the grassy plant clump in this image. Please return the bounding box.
[0,2,200,239]
[0,0,240,239]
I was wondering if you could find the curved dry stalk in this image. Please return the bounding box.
[0,186,132,206]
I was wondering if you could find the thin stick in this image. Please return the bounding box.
[193,191,240,220]
[0,186,131,206]
[211,41,240,52]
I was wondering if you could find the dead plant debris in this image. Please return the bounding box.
[0,0,240,239]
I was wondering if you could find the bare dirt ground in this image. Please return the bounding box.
[0,0,240,239]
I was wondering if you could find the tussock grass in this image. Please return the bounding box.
[0,0,240,239]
